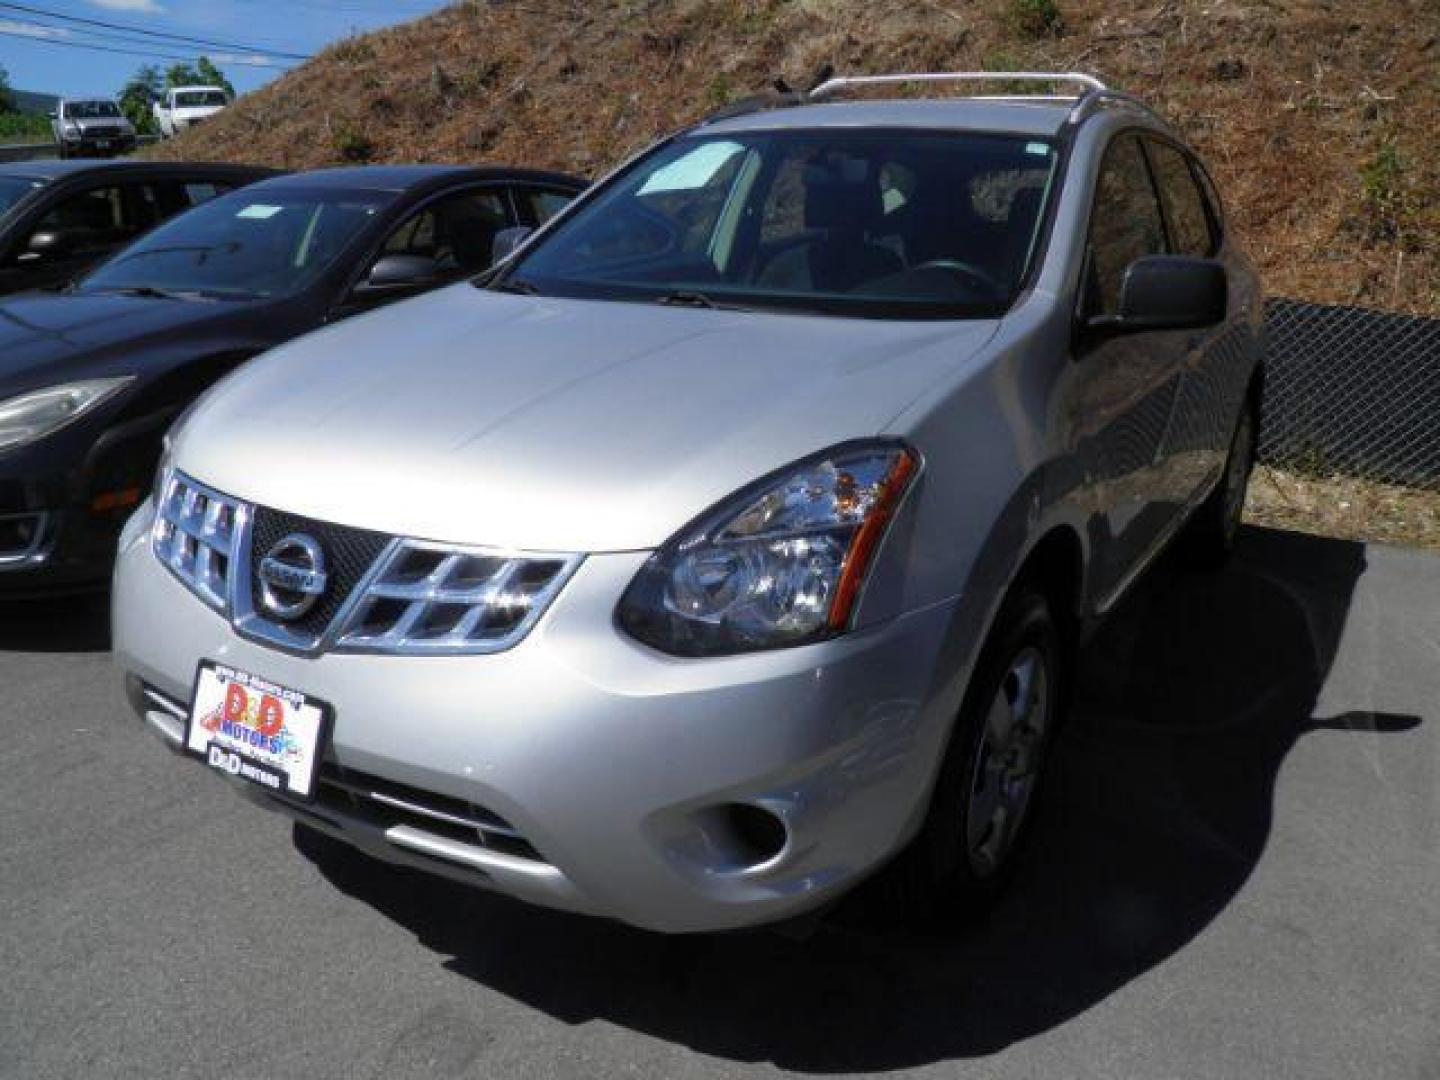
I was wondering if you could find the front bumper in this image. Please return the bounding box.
[62,134,136,155]
[113,502,962,932]
[0,414,166,596]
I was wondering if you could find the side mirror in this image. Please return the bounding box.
[357,253,441,294]
[1092,255,1227,335]
[46,110,57,121]
[24,231,71,259]
[490,226,533,265]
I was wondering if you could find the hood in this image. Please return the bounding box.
[0,292,241,395]
[177,286,999,552]
[70,117,132,133]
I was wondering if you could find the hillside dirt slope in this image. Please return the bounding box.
[149,0,1439,315]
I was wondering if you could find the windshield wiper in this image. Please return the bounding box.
[655,290,747,312]
[104,286,185,300]
[95,285,219,302]
[489,277,541,296]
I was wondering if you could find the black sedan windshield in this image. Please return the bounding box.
[78,188,390,300]
[506,129,1058,318]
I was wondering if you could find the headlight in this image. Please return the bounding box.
[0,377,134,454]
[617,441,919,656]
[151,433,175,509]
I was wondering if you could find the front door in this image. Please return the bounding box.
[1068,132,1191,607]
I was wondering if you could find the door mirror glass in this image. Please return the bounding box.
[491,225,533,265]
[358,253,441,294]
[1103,254,1227,332]
[24,230,71,259]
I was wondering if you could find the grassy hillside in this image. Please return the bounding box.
[148,0,1440,315]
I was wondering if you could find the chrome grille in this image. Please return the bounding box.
[151,471,580,655]
[152,471,242,611]
[333,541,581,655]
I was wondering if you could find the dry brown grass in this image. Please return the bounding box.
[147,0,1440,316]
[1245,465,1440,550]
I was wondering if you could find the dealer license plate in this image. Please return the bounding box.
[185,661,330,800]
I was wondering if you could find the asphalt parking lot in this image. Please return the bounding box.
[2,525,1437,1079]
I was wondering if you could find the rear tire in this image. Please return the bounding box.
[1181,395,1258,570]
[886,581,1063,926]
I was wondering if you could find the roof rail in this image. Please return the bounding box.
[698,90,807,125]
[1066,87,1168,127]
[808,71,1106,100]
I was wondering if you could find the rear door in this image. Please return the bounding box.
[332,183,519,317]
[1071,132,1190,607]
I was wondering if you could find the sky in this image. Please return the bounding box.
[0,0,451,100]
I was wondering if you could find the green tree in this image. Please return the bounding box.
[163,62,201,90]
[163,58,233,98]
[194,57,234,98]
[119,64,163,135]
[0,63,15,114]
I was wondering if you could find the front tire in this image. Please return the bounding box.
[887,582,1062,924]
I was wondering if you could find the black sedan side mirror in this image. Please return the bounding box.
[23,230,72,260]
[490,226,533,265]
[356,253,441,295]
[1090,255,1227,335]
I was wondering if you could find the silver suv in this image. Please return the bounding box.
[114,73,1263,932]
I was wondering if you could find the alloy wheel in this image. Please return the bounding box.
[966,644,1051,877]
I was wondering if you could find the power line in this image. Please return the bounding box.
[0,1,311,60]
[0,27,295,66]
[0,15,287,61]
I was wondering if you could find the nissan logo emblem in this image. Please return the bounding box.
[257,533,328,621]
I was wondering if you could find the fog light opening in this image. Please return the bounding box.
[724,803,788,868]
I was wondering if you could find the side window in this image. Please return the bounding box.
[515,187,574,227]
[1147,140,1215,257]
[381,187,512,275]
[25,184,148,258]
[1086,134,1166,317]
[177,181,233,209]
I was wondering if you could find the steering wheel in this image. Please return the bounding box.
[912,258,1005,297]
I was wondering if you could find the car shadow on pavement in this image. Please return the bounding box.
[0,591,110,653]
[296,525,1421,1072]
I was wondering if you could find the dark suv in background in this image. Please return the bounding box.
[0,161,276,295]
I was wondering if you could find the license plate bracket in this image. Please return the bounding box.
[184,661,331,801]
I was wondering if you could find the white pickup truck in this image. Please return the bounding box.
[153,86,230,138]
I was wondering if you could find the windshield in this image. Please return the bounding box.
[505,129,1059,319]
[63,101,120,119]
[174,91,228,108]
[0,176,44,219]
[77,188,390,300]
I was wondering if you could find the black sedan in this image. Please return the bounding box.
[0,160,277,295]
[0,164,584,595]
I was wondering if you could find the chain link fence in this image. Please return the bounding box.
[1260,299,1440,490]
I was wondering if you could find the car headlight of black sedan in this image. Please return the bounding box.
[0,377,133,454]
